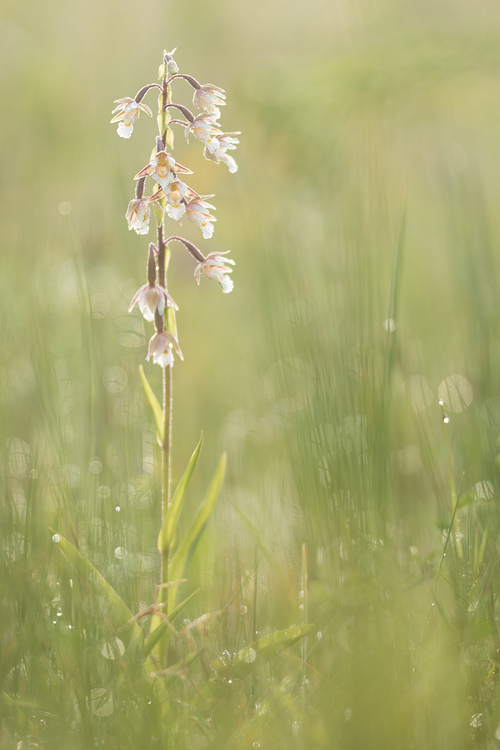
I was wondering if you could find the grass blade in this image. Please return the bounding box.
[139,365,163,442]
[169,453,226,599]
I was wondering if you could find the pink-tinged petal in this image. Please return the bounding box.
[139,103,153,117]
[171,160,193,175]
[134,164,155,180]
[138,288,160,322]
[128,284,149,313]
[149,188,166,202]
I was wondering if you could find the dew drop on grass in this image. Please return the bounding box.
[58,201,72,215]
[89,688,114,717]
[98,485,111,499]
[114,547,127,560]
[438,375,473,413]
[383,318,396,332]
[103,366,128,394]
[242,648,256,664]
[473,481,494,500]
[52,534,60,544]
[115,506,121,513]
[99,637,125,660]
[89,458,103,475]
[91,293,111,319]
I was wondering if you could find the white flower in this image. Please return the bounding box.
[185,199,217,239]
[147,330,183,367]
[203,133,240,173]
[164,181,187,221]
[125,199,152,235]
[134,150,192,191]
[184,114,222,154]
[128,284,178,322]
[194,252,235,293]
[193,84,226,118]
[110,97,152,139]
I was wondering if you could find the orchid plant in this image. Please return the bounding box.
[45,49,312,743]
[112,48,239,655]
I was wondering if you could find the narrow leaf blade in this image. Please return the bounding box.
[158,433,203,553]
[169,453,226,600]
[139,365,163,442]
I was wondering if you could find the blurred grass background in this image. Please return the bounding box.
[3,0,500,747]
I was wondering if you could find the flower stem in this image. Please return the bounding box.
[157,68,173,666]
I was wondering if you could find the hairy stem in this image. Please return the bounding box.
[157,69,173,667]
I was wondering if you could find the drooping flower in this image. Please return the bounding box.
[185,198,217,239]
[192,84,226,118]
[128,284,178,322]
[134,149,192,191]
[194,252,235,293]
[111,98,152,139]
[125,199,152,235]
[184,114,222,154]
[203,133,240,173]
[147,330,183,367]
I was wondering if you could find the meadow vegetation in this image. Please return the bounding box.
[3,0,500,747]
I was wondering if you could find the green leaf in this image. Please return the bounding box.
[139,365,163,443]
[169,453,226,604]
[143,587,201,657]
[158,433,203,553]
[50,529,140,641]
[212,624,315,676]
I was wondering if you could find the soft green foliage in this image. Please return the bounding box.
[4,0,500,748]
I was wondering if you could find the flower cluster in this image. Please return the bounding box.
[111,49,238,367]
